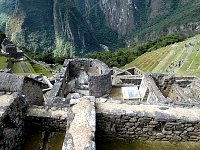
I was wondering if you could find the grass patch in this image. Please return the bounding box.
[0,56,8,69]
[32,63,52,77]
[12,62,24,73]
[24,61,35,73]
[97,140,200,150]
[123,34,200,78]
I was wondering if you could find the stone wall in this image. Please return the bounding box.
[168,84,189,103]
[112,75,142,85]
[64,58,112,98]
[0,73,47,106]
[0,93,26,149]
[22,77,47,105]
[150,74,175,97]
[45,67,69,106]
[26,106,68,132]
[96,102,200,142]
[111,67,132,76]
[139,75,167,104]
[89,72,112,97]
[126,67,143,75]
[62,98,96,150]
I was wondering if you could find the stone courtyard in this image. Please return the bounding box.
[0,58,200,150]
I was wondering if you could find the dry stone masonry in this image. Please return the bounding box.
[96,103,200,142]
[0,93,26,149]
[0,58,200,150]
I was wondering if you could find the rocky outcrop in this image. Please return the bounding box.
[74,0,200,41]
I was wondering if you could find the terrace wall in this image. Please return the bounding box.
[96,103,200,142]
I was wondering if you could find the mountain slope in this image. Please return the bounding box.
[124,34,200,77]
[0,0,15,30]
[1,0,200,54]
[133,3,200,42]
[5,0,100,54]
[75,0,200,41]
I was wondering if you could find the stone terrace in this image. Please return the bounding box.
[1,59,200,150]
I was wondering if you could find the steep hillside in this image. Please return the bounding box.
[133,3,200,42]
[75,0,200,42]
[0,0,15,30]
[5,0,100,55]
[1,0,200,54]
[124,34,200,77]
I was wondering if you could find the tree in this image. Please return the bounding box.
[54,36,75,58]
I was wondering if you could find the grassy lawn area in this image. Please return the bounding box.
[24,61,36,73]
[32,63,52,77]
[123,34,200,78]
[0,56,52,77]
[12,62,24,73]
[124,46,171,72]
[194,70,200,78]
[0,56,8,69]
[12,61,52,77]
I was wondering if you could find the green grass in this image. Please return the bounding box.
[97,140,200,150]
[0,54,53,77]
[11,60,52,77]
[24,61,35,73]
[124,47,170,72]
[124,34,200,78]
[12,62,24,73]
[0,55,8,69]
[32,63,52,77]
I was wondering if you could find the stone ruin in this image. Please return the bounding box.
[1,58,200,150]
[1,38,24,59]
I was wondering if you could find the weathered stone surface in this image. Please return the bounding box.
[96,102,200,142]
[84,141,95,150]
[65,99,96,150]
[187,127,195,132]
[62,133,75,150]
[156,133,164,139]
[0,94,26,150]
[171,136,182,141]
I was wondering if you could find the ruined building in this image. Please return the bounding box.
[1,38,24,58]
[0,58,200,150]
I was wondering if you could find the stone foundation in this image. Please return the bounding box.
[96,102,200,142]
[26,106,69,132]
